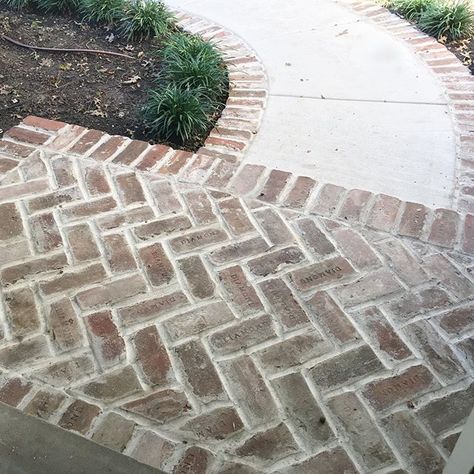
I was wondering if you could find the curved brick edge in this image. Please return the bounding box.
[341,0,474,215]
[1,118,473,256]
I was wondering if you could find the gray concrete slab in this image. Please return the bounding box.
[0,402,161,474]
[167,0,457,208]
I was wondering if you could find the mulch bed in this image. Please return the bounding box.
[0,4,159,140]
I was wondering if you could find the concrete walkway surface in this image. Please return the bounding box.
[166,0,457,208]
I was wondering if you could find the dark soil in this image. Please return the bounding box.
[447,38,474,74]
[0,4,159,140]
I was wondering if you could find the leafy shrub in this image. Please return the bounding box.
[4,0,30,10]
[81,0,124,23]
[143,84,212,147]
[387,0,437,20]
[160,33,228,100]
[418,1,474,40]
[36,0,80,13]
[119,0,174,41]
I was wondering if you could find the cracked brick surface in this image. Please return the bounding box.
[0,131,473,473]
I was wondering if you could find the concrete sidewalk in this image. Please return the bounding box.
[166,0,456,208]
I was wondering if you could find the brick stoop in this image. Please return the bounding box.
[0,120,473,472]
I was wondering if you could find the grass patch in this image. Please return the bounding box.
[387,0,436,21]
[419,1,474,40]
[36,0,80,13]
[81,0,124,24]
[4,0,31,10]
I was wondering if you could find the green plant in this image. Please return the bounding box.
[4,0,30,10]
[36,0,81,12]
[119,0,174,41]
[387,0,437,20]
[81,0,124,23]
[418,0,474,40]
[160,33,228,99]
[143,84,212,147]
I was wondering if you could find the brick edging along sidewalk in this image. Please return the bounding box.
[2,115,473,256]
[345,0,474,215]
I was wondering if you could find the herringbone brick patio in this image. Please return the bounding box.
[0,121,473,473]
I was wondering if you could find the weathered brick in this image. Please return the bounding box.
[376,239,427,285]
[367,194,401,231]
[428,208,459,247]
[62,196,117,221]
[0,203,23,241]
[418,384,474,435]
[23,390,65,420]
[134,215,192,241]
[352,306,411,361]
[284,176,316,208]
[33,355,95,387]
[306,291,359,343]
[174,340,225,403]
[139,242,174,286]
[294,218,335,257]
[183,190,216,225]
[218,198,254,235]
[311,184,345,216]
[178,255,215,299]
[0,139,34,158]
[0,179,49,202]
[6,126,50,145]
[174,447,214,474]
[83,165,110,196]
[309,345,384,391]
[441,432,460,455]
[97,206,154,230]
[76,274,147,309]
[380,411,444,474]
[234,423,298,461]
[65,223,100,262]
[180,407,243,440]
[208,236,269,264]
[40,263,106,295]
[272,373,334,446]
[437,304,474,334]
[328,392,395,470]
[91,413,136,452]
[219,355,278,427]
[103,233,136,273]
[209,314,276,355]
[335,269,402,307]
[218,461,258,474]
[4,287,40,336]
[248,246,305,277]
[157,149,193,175]
[135,144,170,171]
[285,447,357,474]
[23,115,66,131]
[230,164,265,195]
[79,366,142,402]
[0,240,30,267]
[59,400,101,434]
[19,153,46,180]
[51,156,76,187]
[47,298,84,352]
[403,320,465,382]
[85,311,125,368]
[0,156,18,174]
[129,431,176,471]
[0,378,32,406]
[169,227,228,253]
[218,265,263,316]
[423,254,474,300]
[146,179,182,213]
[90,136,126,161]
[363,365,439,410]
[122,389,190,422]
[338,189,372,222]
[112,139,148,165]
[258,170,291,203]
[258,331,332,373]
[462,214,474,254]
[68,129,105,155]
[27,186,82,212]
[259,278,309,329]
[115,173,145,205]
[398,202,428,238]
[162,301,235,342]
[388,287,452,321]
[253,208,293,245]
[205,160,238,188]
[290,256,354,291]
[117,291,189,327]
[2,252,67,285]
[133,325,172,385]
